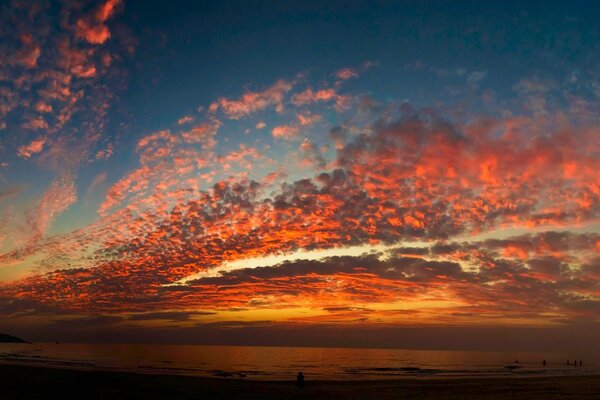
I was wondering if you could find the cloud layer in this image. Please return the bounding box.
[0,1,599,339]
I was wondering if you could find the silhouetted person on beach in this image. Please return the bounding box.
[515,360,519,364]
[580,360,583,366]
[543,360,546,366]
[296,372,305,387]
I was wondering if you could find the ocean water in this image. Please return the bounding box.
[0,343,598,380]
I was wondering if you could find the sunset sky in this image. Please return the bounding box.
[1,0,599,348]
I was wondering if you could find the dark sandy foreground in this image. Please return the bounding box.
[1,365,600,400]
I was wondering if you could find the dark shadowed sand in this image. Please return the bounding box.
[1,364,600,399]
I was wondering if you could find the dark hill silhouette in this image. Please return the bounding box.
[0,333,27,343]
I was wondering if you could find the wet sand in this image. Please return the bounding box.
[1,364,600,399]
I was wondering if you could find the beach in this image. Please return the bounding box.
[2,364,600,399]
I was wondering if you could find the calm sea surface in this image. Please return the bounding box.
[1,343,598,380]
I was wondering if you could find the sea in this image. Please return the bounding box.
[1,343,598,380]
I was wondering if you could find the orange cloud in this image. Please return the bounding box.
[177,115,194,125]
[292,88,337,105]
[292,87,350,111]
[70,64,97,78]
[4,230,599,324]
[2,61,600,332]
[17,137,47,158]
[272,125,300,139]
[76,0,121,45]
[209,80,293,119]
[13,34,41,68]
[296,112,321,126]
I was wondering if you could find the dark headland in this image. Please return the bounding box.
[0,333,27,343]
[1,364,600,400]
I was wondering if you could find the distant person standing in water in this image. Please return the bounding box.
[296,372,305,387]
[580,360,583,366]
[543,360,546,366]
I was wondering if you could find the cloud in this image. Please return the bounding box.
[292,87,350,111]
[6,228,595,323]
[467,70,487,86]
[180,122,219,146]
[34,102,53,113]
[95,144,114,160]
[299,138,326,168]
[292,88,337,105]
[28,176,78,240]
[272,125,300,139]
[128,311,216,322]
[84,172,107,204]
[335,68,359,81]
[177,115,193,125]
[17,137,47,159]
[5,104,599,320]
[270,113,320,140]
[0,0,132,187]
[75,0,121,45]
[22,117,49,131]
[1,58,599,333]
[98,121,222,215]
[50,315,125,329]
[296,112,321,126]
[323,306,373,312]
[13,34,41,68]
[209,79,293,119]
[70,64,97,78]
[0,186,24,202]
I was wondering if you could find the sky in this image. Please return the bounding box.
[0,0,599,350]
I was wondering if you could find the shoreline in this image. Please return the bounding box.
[1,359,598,381]
[2,364,600,399]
